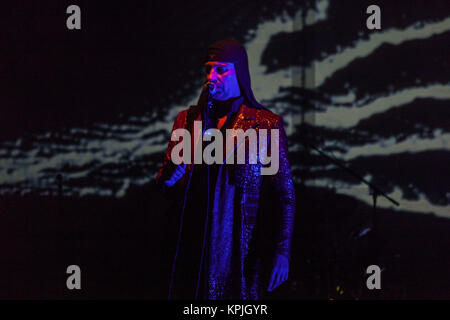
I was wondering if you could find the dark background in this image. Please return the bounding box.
[0,0,449,299]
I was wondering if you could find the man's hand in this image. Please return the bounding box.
[267,254,289,292]
[164,163,186,187]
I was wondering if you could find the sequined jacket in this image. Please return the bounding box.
[156,103,296,299]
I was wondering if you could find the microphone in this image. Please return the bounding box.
[203,82,216,135]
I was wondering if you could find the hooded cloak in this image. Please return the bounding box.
[189,38,265,126]
[204,38,263,109]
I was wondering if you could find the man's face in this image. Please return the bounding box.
[204,61,241,101]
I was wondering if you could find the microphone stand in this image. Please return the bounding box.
[297,135,399,299]
[168,85,213,300]
[194,86,214,299]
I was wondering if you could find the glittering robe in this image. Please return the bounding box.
[156,100,296,300]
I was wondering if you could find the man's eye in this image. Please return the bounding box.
[204,66,212,74]
[216,67,226,73]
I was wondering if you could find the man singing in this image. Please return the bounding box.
[156,38,296,300]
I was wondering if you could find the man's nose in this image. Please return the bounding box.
[207,69,218,82]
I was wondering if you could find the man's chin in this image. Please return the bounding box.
[212,92,226,101]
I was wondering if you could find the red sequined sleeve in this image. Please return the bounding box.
[155,110,188,187]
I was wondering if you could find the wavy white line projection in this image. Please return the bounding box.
[317,84,450,128]
[345,132,450,160]
[315,16,450,86]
